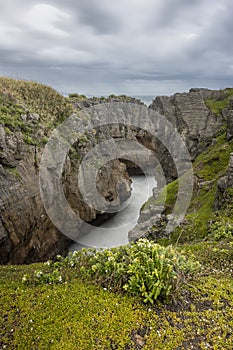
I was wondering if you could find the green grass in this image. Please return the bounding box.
[174,134,233,241]
[6,167,21,179]
[0,77,74,144]
[142,134,233,242]
[205,88,233,116]
[1,78,233,348]
[193,134,232,181]
[1,241,232,349]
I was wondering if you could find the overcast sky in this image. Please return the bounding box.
[0,0,233,97]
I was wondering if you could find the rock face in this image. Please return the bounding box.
[129,88,231,242]
[149,88,225,181]
[150,88,224,156]
[223,99,233,141]
[0,91,132,264]
[215,153,233,210]
[1,80,232,262]
[0,125,131,263]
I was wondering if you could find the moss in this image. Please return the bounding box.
[6,167,21,179]
[141,180,177,213]
[205,88,233,116]
[0,240,232,349]
[23,134,36,145]
[170,134,233,242]
[0,264,146,350]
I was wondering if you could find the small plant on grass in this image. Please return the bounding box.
[23,239,200,304]
[208,220,233,241]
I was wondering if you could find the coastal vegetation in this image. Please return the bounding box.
[0,78,232,349]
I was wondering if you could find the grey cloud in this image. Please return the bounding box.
[0,0,233,96]
[48,0,121,34]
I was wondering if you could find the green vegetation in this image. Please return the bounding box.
[6,167,21,179]
[142,133,233,242]
[1,238,232,349]
[174,134,233,242]
[23,239,200,305]
[0,77,74,144]
[193,133,232,181]
[205,88,233,116]
[1,79,233,348]
[68,93,87,100]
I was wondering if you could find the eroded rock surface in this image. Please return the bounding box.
[0,93,132,263]
[129,88,231,242]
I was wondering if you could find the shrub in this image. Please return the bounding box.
[23,239,200,304]
[209,221,233,241]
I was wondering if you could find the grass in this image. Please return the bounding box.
[0,240,232,349]
[1,77,233,348]
[193,134,232,181]
[205,88,233,116]
[142,133,233,242]
[0,77,74,144]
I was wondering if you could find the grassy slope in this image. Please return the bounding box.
[0,79,233,349]
[143,133,233,243]
[0,77,73,145]
[205,88,233,116]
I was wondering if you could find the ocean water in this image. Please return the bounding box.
[69,175,156,251]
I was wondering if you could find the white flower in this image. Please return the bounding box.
[22,276,27,282]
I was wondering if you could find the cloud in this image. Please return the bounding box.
[0,0,233,95]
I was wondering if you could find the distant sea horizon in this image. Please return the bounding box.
[132,95,155,106]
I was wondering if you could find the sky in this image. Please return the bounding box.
[0,0,233,97]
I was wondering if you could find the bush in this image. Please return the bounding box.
[209,221,233,241]
[23,239,200,304]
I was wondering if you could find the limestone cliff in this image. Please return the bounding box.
[129,88,233,242]
[0,78,132,264]
[1,78,233,263]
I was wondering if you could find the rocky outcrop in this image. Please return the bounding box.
[129,88,232,242]
[215,153,233,210]
[149,88,224,181]
[1,79,232,262]
[0,125,131,264]
[70,95,145,111]
[0,90,132,264]
[150,88,224,156]
[223,99,233,141]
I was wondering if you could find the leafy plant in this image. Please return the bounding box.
[209,221,233,241]
[23,239,200,304]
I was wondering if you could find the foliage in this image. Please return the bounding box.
[0,77,74,144]
[23,239,200,305]
[142,134,233,242]
[193,134,233,181]
[1,239,233,349]
[68,93,87,100]
[205,88,233,116]
[120,240,199,304]
[208,220,233,241]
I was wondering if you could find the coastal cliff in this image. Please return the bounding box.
[129,88,233,242]
[1,78,233,263]
[0,78,132,263]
